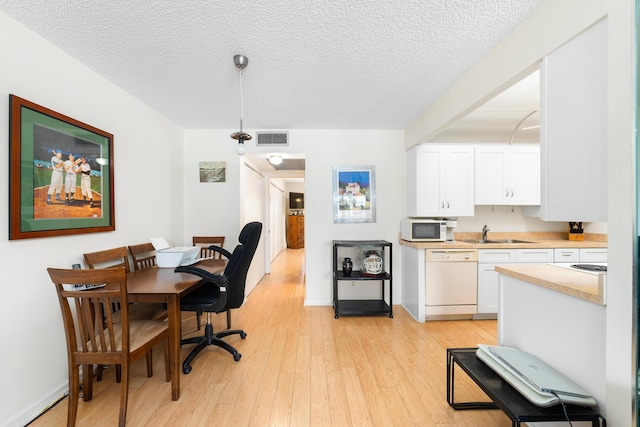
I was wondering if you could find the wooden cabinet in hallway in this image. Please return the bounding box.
[287,215,304,249]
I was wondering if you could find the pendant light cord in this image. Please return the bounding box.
[239,70,244,133]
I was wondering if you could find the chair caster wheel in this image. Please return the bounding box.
[183,365,192,374]
[233,353,241,361]
[240,331,247,339]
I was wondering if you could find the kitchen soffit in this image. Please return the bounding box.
[432,69,540,143]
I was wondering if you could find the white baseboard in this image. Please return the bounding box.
[302,299,332,306]
[4,382,67,427]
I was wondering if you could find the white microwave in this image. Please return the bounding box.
[401,219,446,242]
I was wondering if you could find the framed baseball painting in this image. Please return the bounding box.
[9,95,115,239]
[332,165,376,223]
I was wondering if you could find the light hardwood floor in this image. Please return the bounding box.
[30,248,511,426]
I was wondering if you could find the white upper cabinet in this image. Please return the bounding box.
[540,19,607,222]
[475,145,540,205]
[407,144,474,217]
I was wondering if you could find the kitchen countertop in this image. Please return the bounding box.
[494,264,605,305]
[398,232,607,250]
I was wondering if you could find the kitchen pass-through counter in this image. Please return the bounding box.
[496,261,607,413]
[495,263,606,305]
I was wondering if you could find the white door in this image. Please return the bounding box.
[269,182,285,261]
[240,163,266,296]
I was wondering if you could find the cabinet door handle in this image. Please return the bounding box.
[441,201,445,209]
[506,188,509,197]
[510,189,514,197]
[447,201,450,208]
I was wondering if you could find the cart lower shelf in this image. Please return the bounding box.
[446,348,605,426]
[334,299,393,318]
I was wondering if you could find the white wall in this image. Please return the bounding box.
[0,12,185,426]
[182,130,242,247]
[298,130,406,306]
[183,129,407,306]
[457,206,607,235]
[182,131,268,294]
[604,1,635,425]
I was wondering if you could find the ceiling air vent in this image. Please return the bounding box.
[256,131,289,146]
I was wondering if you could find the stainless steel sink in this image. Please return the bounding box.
[461,239,536,244]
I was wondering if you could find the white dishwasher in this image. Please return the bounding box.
[425,249,478,318]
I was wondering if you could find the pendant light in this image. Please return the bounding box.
[230,54,251,155]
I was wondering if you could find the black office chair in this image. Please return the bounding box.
[175,222,262,374]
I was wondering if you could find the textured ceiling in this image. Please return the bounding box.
[0,0,544,131]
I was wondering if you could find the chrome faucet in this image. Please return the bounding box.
[482,225,490,241]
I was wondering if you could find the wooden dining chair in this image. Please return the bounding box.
[83,246,166,381]
[83,246,131,273]
[47,267,169,427]
[83,247,165,321]
[191,236,228,329]
[128,242,157,271]
[128,243,169,323]
[192,236,226,259]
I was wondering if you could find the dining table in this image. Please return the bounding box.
[126,258,225,400]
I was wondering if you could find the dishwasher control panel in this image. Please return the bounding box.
[426,249,478,262]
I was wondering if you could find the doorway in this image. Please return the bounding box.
[242,152,305,277]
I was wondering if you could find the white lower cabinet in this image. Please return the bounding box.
[554,247,607,263]
[579,248,607,263]
[477,248,553,314]
[477,249,516,314]
[554,248,579,263]
[515,248,553,263]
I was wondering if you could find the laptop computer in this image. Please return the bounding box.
[476,344,596,407]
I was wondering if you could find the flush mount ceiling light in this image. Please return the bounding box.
[230,54,251,156]
[268,154,283,165]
